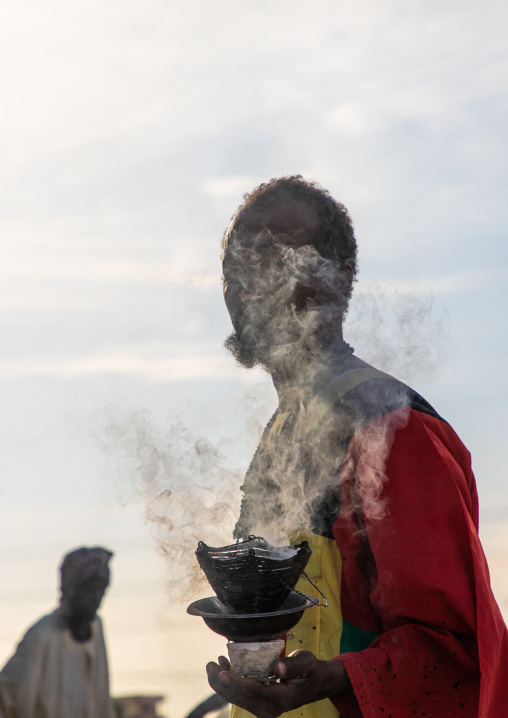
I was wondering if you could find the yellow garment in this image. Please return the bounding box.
[231,371,388,718]
[0,610,115,718]
[230,531,343,718]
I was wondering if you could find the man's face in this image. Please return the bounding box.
[223,200,350,371]
[65,573,109,623]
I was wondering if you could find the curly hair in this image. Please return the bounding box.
[224,175,358,281]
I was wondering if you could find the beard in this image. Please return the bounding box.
[224,330,259,369]
[224,300,344,373]
[224,243,350,372]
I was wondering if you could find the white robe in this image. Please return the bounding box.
[0,610,115,718]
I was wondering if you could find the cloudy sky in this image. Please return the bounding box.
[1,1,508,715]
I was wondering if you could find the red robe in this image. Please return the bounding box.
[234,368,508,718]
[331,408,508,718]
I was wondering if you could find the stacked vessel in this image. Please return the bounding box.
[187,536,321,680]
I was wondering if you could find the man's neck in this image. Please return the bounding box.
[272,339,367,409]
[67,617,94,643]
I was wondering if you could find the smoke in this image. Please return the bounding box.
[345,281,449,386]
[96,226,450,592]
[224,228,449,544]
[234,399,412,543]
[95,406,243,601]
[224,229,351,376]
[339,406,411,522]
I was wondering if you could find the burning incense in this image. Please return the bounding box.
[188,536,322,679]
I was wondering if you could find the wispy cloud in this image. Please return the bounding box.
[1,2,507,711]
[356,267,508,297]
[0,347,233,381]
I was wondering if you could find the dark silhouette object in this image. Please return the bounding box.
[185,692,228,718]
[114,694,164,718]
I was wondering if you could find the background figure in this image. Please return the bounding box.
[0,546,115,718]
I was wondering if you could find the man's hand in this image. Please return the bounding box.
[206,650,351,718]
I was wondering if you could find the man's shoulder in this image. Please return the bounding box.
[22,610,62,643]
[92,614,105,638]
[329,364,445,427]
[0,611,60,675]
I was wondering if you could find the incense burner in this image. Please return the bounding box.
[187,536,322,679]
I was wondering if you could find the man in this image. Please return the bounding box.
[0,546,115,718]
[207,176,508,718]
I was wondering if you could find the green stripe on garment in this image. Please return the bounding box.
[340,618,380,654]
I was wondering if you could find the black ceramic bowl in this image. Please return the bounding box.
[187,590,318,642]
[195,536,312,614]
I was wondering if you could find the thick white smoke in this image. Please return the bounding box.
[95,407,243,600]
[225,229,449,543]
[224,228,351,376]
[96,227,449,593]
